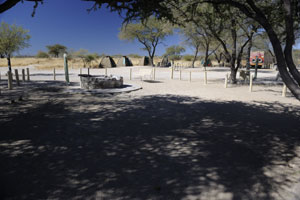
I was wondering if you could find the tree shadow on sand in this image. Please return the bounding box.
[0,89,300,199]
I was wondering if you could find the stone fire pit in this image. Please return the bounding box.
[79,74,123,89]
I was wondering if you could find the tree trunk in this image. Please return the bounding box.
[266,25,300,99]
[229,18,237,83]
[7,56,12,72]
[282,0,300,86]
[246,37,252,70]
[192,45,199,68]
[203,43,210,70]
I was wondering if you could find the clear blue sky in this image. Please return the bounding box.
[0,0,184,56]
[0,0,299,57]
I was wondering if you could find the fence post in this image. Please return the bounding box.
[130,68,132,80]
[249,74,253,92]
[171,66,174,79]
[153,67,156,80]
[15,69,20,86]
[189,71,192,82]
[105,68,108,76]
[224,73,228,88]
[88,68,90,75]
[22,69,25,81]
[26,68,30,81]
[204,71,207,85]
[282,84,287,97]
[53,68,56,80]
[180,70,182,80]
[8,71,13,90]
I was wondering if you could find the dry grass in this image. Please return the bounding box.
[0,57,206,70]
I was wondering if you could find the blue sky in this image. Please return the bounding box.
[0,0,184,56]
[0,0,299,57]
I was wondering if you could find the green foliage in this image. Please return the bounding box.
[0,21,30,58]
[119,17,173,65]
[46,44,67,58]
[164,45,185,61]
[36,50,49,58]
[183,54,194,61]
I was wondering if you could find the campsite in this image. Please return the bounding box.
[1,0,300,200]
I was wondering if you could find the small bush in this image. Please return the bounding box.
[36,51,49,58]
[183,55,194,61]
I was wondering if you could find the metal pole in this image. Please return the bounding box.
[254,56,258,80]
[64,53,69,83]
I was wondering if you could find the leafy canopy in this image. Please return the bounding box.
[0,21,30,57]
[46,44,67,58]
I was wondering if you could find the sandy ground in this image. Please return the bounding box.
[1,65,300,199]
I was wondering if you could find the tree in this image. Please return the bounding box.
[0,0,43,16]
[0,21,30,71]
[46,44,67,58]
[36,50,49,58]
[85,0,300,99]
[180,22,219,68]
[119,17,173,66]
[164,45,185,63]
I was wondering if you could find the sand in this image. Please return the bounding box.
[0,65,300,199]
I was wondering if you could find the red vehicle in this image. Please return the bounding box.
[250,51,264,68]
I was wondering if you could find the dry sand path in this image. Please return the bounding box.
[0,66,300,199]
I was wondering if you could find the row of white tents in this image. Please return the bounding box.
[99,56,170,68]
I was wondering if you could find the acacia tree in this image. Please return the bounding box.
[0,0,43,16]
[164,45,185,63]
[181,23,219,68]
[85,0,300,99]
[119,17,173,66]
[46,44,67,58]
[0,22,30,72]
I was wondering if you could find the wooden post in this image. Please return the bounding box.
[22,69,25,82]
[189,71,192,82]
[53,68,56,80]
[130,68,132,80]
[171,66,174,79]
[105,68,108,76]
[8,71,13,90]
[26,68,30,81]
[204,71,207,85]
[180,70,182,80]
[249,74,253,92]
[88,68,90,75]
[153,67,156,80]
[282,84,287,97]
[15,69,20,86]
[79,68,82,75]
[224,73,228,88]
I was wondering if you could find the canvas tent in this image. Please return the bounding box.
[159,56,171,67]
[117,56,133,67]
[138,56,152,66]
[99,56,116,68]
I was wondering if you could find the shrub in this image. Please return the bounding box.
[36,51,49,58]
[183,55,194,61]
